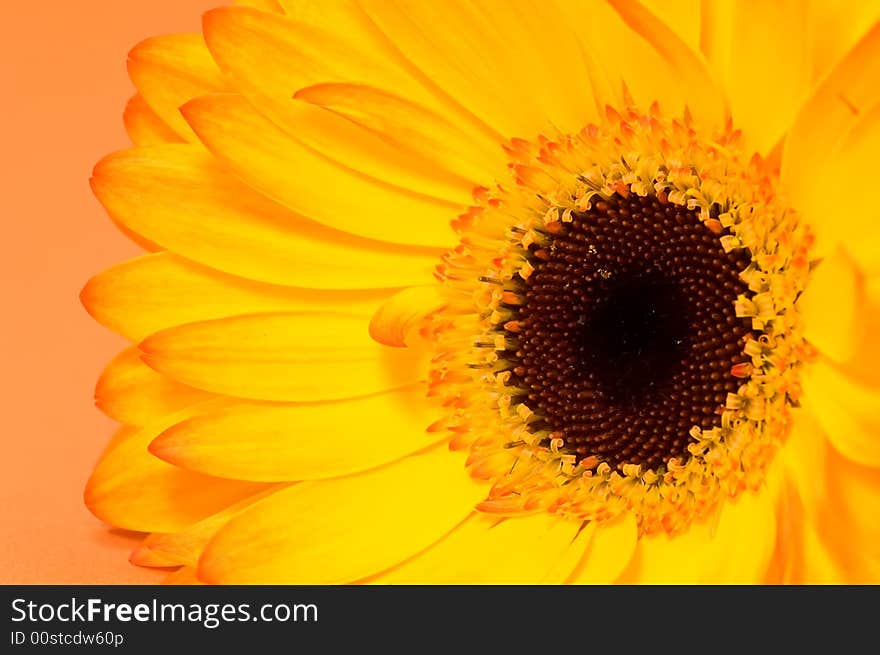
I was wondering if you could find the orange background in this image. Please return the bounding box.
[1,1,221,583]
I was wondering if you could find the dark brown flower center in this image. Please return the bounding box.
[505,193,753,471]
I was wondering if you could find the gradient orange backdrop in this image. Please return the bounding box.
[1,1,223,584]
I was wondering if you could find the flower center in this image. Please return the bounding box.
[509,193,752,470]
[430,102,812,534]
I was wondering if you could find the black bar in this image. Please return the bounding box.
[1,585,874,650]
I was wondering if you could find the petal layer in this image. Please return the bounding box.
[122,94,183,146]
[82,252,392,342]
[182,93,459,248]
[366,512,590,584]
[619,489,777,583]
[802,361,880,467]
[798,246,866,363]
[150,385,443,481]
[127,34,226,141]
[139,313,427,402]
[85,407,267,533]
[568,513,638,583]
[782,24,880,266]
[95,346,215,426]
[91,145,440,288]
[198,448,486,583]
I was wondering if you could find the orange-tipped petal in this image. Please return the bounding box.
[139,312,427,402]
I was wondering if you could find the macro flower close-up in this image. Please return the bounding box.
[78,0,880,584]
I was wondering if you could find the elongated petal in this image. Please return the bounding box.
[798,247,866,362]
[802,361,880,467]
[782,24,880,266]
[294,82,504,187]
[131,486,285,567]
[123,94,183,146]
[701,0,810,153]
[559,0,726,130]
[809,1,880,84]
[182,93,459,248]
[368,285,446,347]
[150,385,444,481]
[91,145,440,288]
[85,404,268,533]
[822,448,880,580]
[620,490,777,583]
[469,0,604,133]
[359,0,575,137]
[640,0,701,53]
[198,448,486,583]
[81,252,392,342]
[127,34,226,141]
[95,346,215,426]
[365,513,589,584]
[139,313,427,402]
[835,277,880,387]
[568,513,638,583]
[204,5,430,108]
[203,7,495,204]
[787,412,880,582]
[770,479,848,584]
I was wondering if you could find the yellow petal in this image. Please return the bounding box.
[278,0,527,141]
[809,106,880,274]
[790,519,852,584]
[204,5,432,110]
[542,522,599,584]
[798,246,866,362]
[131,485,285,567]
[127,34,226,141]
[835,276,880,387]
[202,7,495,205]
[788,414,880,583]
[139,312,427,402]
[821,447,880,580]
[568,512,638,583]
[198,448,486,583]
[359,0,589,137]
[91,144,440,288]
[559,0,727,130]
[782,23,880,264]
[779,409,830,521]
[771,479,849,584]
[368,285,446,348]
[701,0,811,153]
[150,385,444,481]
[778,413,879,582]
[181,93,458,248]
[95,346,215,426]
[639,0,701,54]
[85,402,268,533]
[81,252,392,342]
[624,489,776,583]
[809,0,880,84]
[698,489,778,583]
[122,94,183,146]
[365,512,588,584]
[276,99,481,205]
[294,83,504,188]
[780,410,880,584]
[802,360,880,468]
[466,0,604,133]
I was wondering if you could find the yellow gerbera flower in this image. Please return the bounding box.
[82,0,880,584]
